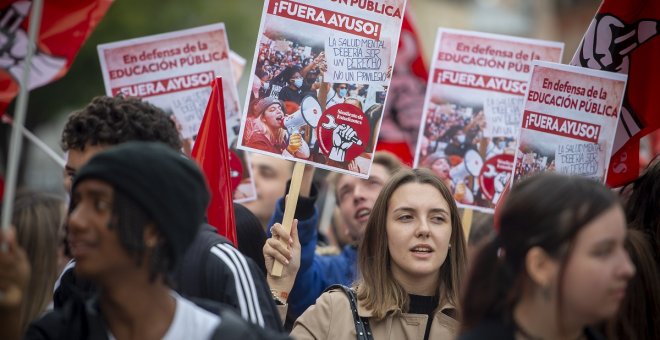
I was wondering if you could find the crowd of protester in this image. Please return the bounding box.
[0,90,658,340]
[417,103,521,206]
[514,150,555,180]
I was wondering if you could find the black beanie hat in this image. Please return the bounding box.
[72,141,210,262]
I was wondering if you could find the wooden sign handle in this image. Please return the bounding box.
[461,208,473,244]
[271,162,306,277]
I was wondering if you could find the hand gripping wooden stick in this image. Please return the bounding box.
[271,162,306,277]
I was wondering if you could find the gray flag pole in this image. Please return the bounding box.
[1,0,44,244]
[1,116,66,168]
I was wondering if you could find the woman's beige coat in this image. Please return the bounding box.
[290,288,458,340]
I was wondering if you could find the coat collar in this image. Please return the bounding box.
[356,297,456,319]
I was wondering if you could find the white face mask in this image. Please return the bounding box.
[498,141,506,149]
[457,135,466,143]
[262,82,270,90]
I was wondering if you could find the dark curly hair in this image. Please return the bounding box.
[61,95,182,151]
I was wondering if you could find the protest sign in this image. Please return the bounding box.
[98,23,256,202]
[229,50,246,85]
[512,61,627,185]
[413,28,563,212]
[238,0,407,178]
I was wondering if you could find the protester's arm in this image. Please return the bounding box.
[317,82,330,112]
[266,166,318,278]
[204,241,284,331]
[300,52,324,78]
[0,227,30,340]
[265,165,327,319]
[266,164,316,238]
[267,203,323,320]
[264,220,301,327]
[288,252,349,318]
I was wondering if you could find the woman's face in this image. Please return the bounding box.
[386,182,452,285]
[431,158,450,180]
[260,103,284,128]
[560,205,635,324]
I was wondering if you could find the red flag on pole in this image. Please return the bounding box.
[192,78,237,245]
[0,0,113,114]
[571,0,660,187]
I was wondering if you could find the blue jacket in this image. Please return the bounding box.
[268,185,359,319]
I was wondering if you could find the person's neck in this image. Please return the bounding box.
[513,291,583,340]
[99,269,175,340]
[393,268,438,296]
[265,124,281,140]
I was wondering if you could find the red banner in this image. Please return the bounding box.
[0,0,113,114]
[191,78,237,245]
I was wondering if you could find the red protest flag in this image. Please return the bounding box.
[192,78,237,245]
[0,0,113,114]
[571,0,660,187]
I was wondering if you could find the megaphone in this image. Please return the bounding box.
[450,149,484,184]
[283,95,323,132]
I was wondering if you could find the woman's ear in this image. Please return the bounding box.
[143,223,159,249]
[525,246,558,288]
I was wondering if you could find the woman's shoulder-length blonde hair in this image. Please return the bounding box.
[11,191,65,333]
[355,167,467,320]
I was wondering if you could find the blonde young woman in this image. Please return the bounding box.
[266,168,467,339]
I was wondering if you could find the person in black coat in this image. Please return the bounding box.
[460,174,635,340]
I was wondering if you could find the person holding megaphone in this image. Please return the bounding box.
[243,97,310,159]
